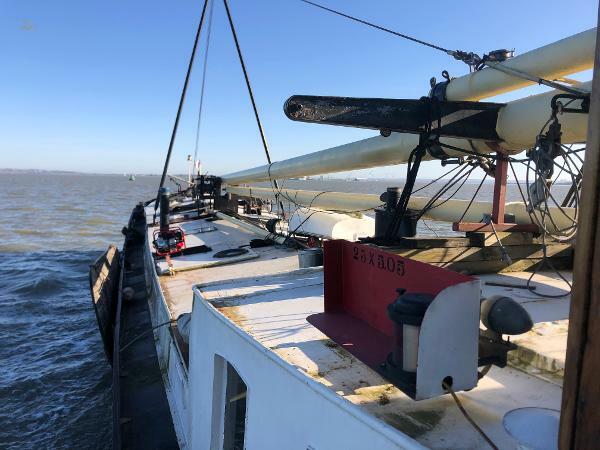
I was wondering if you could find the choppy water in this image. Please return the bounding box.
[0,172,566,449]
[0,173,160,450]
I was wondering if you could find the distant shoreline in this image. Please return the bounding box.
[0,169,574,185]
[0,168,161,176]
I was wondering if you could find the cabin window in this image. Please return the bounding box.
[212,356,247,450]
[223,362,247,450]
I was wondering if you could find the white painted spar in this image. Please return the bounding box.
[445,28,596,101]
[498,81,591,149]
[288,209,375,240]
[221,29,594,185]
[226,186,577,232]
[221,83,591,184]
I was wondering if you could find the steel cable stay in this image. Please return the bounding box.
[221,0,289,220]
[155,0,211,215]
[299,0,589,95]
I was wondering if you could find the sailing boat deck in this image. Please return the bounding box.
[146,208,571,449]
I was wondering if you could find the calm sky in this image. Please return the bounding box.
[1,0,596,178]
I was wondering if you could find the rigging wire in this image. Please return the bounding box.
[300,0,450,54]
[457,172,488,223]
[193,0,216,171]
[505,106,583,298]
[412,163,462,194]
[415,162,474,220]
[155,0,211,212]
[222,0,271,163]
[222,0,286,215]
[300,0,589,95]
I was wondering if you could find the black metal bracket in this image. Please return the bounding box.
[551,93,590,115]
[478,329,516,368]
[284,95,505,141]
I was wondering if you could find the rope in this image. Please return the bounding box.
[506,102,584,298]
[443,381,499,450]
[415,162,473,220]
[386,140,427,240]
[155,0,211,211]
[120,320,176,353]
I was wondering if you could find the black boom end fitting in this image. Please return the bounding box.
[284,94,505,142]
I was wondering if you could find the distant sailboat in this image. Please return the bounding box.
[129,174,136,181]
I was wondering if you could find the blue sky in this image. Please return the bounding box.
[1,0,596,178]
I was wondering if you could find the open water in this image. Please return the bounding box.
[0,172,564,449]
[0,173,160,450]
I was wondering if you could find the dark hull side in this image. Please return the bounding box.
[91,204,178,449]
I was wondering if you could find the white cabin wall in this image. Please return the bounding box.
[189,291,426,450]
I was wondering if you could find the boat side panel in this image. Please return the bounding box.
[143,224,191,449]
[189,293,426,450]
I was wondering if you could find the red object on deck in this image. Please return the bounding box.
[453,149,539,233]
[307,240,473,367]
[152,227,186,257]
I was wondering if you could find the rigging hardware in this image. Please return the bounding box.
[526,93,589,211]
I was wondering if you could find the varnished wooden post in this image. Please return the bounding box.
[559,12,600,450]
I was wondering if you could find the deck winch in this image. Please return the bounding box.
[152,187,186,257]
[374,187,418,240]
[387,289,434,375]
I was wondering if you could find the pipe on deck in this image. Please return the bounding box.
[221,82,591,184]
[227,186,576,233]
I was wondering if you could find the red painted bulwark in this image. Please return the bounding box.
[322,240,473,337]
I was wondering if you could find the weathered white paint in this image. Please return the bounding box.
[416,280,481,400]
[189,282,427,450]
[142,220,191,448]
[288,209,375,240]
[185,269,564,449]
